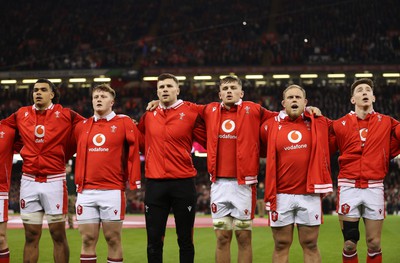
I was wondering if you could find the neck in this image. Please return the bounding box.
[355,105,373,120]
[35,102,51,111]
[96,109,112,118]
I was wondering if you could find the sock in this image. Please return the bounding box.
[367,249,382,263]
[107,257,123,263]
[342,249,358,263]
[0,248,10,263]
[80,254,97,263]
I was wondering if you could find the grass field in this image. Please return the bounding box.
[7,215,400,262]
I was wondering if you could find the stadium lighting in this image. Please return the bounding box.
[355,73,373,78]
[143,76,158,81]
[1,80,17,84]
[245,75,264,79]
[272,74,290,79]
[48,79,62,83]
[22,79,38,84]
[327,73,346,78]
[176,76,186,81]
[205,82,216,86]
[193,76,212,80]
[69,78,87,83]
[93,77,111,82]
[300,74,318,79]
[382,73,400,78]
[17,85,30,89]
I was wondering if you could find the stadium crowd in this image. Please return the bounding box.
[1,0,399,71]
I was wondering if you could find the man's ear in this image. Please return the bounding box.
[350,97,355,105]
[177,87,180,96]
[240,90,244,98]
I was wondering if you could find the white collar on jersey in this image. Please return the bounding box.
[220,99,243,107]
[278,110,305,120]
[93,111,116,122]
[33,103,54,111]
[159,99,183,110]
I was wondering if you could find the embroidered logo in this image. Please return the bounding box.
[244,209,249,215]
[20,199,26,209]
[341,203,350,215]
[114,210,118,215]
[111,125,117,133]
[187,206,192,212]
[179,112,185,120]
[77,205,83,215]
[287,130,302,143]
[24,112,29,118]
[56,204,60,210]
[377,115,382,122]
[212,107,217,112]
[245,106,250,114]
[211,203,217,213]
[145,205,149,213]
[153,111,157,116]
[0,131,4,139]
[341,121,346,126]
[54,111,60,118]
[271,211,279,222]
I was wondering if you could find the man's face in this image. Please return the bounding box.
[33,82,54,109]
[157,78,179,107]
[282,87,307,119]
[92,90,114,115]
[219,81,243,107]
[351,83,375,107]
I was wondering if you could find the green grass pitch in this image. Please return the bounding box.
[7,215,400,262]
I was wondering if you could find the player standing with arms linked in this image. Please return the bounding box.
[2,78,85,263]
[138,73,206,263]
[74,84,141,263]
[261,85,332,263]
[331,78,400,263]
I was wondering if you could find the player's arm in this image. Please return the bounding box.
[192,114,207,149]
[125,117,142,190]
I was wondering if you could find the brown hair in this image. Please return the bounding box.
[219,75,242,87]
[92,83,116,98]
[351,78,374,96]
[158,73,179,86]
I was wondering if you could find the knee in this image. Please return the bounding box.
[0,232,6,247]
[216,232,232,248]
[300,238,318,252]
[274,237,292,251]
[104,232,121,247]
[342,221,359,252]
[366,236,381,251]
[344,240,357,252]
[235,231,251,248]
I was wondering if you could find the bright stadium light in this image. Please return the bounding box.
[193,76,212,80]
[22,79,38,83]
[300,74,318,79]
[1,80,17,84]
[272,74,290,79]
[48,79,62,83]
[245,75,264,79]
[176,76,186,81]
[69,78,87,83]
[355,73,373,78]
[327,73,346,78]
[93,77,111,82]
[143,76,158,81]
[382,73,400,78]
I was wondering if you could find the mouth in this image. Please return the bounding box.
[291,104,299,109]
[362,98,369,102]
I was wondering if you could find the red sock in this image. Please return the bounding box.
[0,248,10,263]
[107,257,123,263]
[80,254,97,263]
[342,249,358,263]
[367,249,382,263]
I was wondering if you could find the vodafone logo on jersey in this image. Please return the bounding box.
[287,130,302,143]
[89,133,109,152]
[92,133,106,146]
[34,125,45,143]
[219,119,237,139]
[284,130,307,151]
[359,128,368,142]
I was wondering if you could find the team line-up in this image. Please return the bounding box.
[0,74,397,263]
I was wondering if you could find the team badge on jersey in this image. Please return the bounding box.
[34,125,45,138]
[211,203,218,213]
[0,131,5,139]
[77,205,83,215]
[92,134,106,146]
[287,130,302,143]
